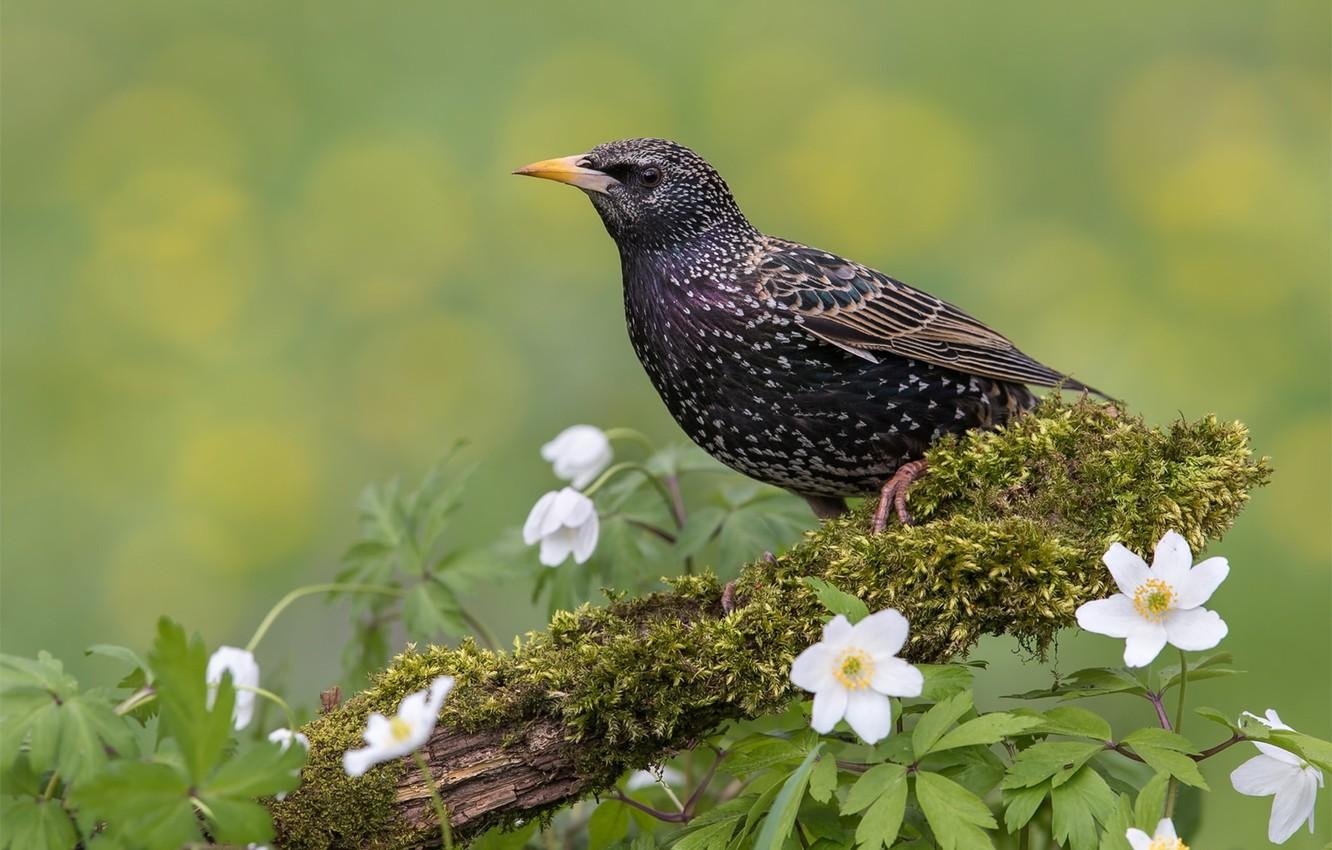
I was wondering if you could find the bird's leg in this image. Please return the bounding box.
[803,495,849,521]
[872,459,929,533]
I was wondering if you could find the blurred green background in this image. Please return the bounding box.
[2,1,1327,845]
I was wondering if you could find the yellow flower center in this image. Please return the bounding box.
[1132,578,1176,621]
[1148,839,1187,850]
[389,716,413,742]
[832,648,875,690]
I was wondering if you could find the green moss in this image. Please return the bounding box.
[272,399,1270,848]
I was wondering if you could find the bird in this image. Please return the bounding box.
[515,138,1108,531]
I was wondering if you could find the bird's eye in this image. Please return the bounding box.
[641,166,662,188]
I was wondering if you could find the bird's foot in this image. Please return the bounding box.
[871,459,929,533]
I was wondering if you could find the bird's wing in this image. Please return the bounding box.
[752,241,1105,395]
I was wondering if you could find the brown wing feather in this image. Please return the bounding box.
[752,239,1106,396]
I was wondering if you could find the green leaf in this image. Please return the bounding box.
[753,743,822,850]
[1097,794,1135,850]
[1133,771,1170,827]
[201,795,275,845]
[1001,741,1104,790]
[842,762,907,815]
[1267,729,1332,774]
[1193,706,1237,732]
[912,691,974,758]
[1033,706,1113,741]
[146,618,234,785]
[470,820,540,850]
[403,580,466,642]
[931,713,1044,754]
[808,752,838,804]
[942,745,1007,798]
[1003,667,1146,701]
[84,645,152,684]
[70,760,197,848]
[45,693,137,785]
[1003,782,1049,832]
[1050,766,1117,850]
[202,738,306,800]
[672,507,729,561]
[854,767,908,850]
[674,818,741,850]
[589,801,632,850]
[801,577,870,624]
[1120,729,1207,789]
[0,795,78,850]
[914,771,996,850]
[724,735,806,776]
[917,665,974,701]
[1156,652,1241,692]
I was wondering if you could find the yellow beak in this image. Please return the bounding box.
[512,154,619,195]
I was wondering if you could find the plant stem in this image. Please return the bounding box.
[1195,733,1245,761]
[603,427,656,452]
[621,517,678,544]
[113,686,157,716]
[663,474,694,575]
[414,749,454,850]
[611,790,690,823]
[246,583,404,653]
[1172,648,1188,736]
[41,771,60,801]
[236,683,298,731]
[460,607,500,651]
[1146,691,1173,731]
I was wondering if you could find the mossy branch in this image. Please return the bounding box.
[269,399,1269,849]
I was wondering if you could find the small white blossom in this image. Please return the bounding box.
[343,675,454,778]
[1075,530,1228,667]
[522,487,599,566]
[268,727,311,800]
[541,425,613,489]
[1231,709,1325,843]
[789,609,923,744]
[1126,817,1187,850]
[625,765,687,791]
[206,646,261,730]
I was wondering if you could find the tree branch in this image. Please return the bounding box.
[270,400,1270,848]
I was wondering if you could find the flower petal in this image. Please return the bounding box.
[1125,828,1152,850]
[871,656,923,698]
[557,488,595,528]
[1176,556,1228,609]
[1163,606,1227,651]
[1152,818,1177,841]
[539,529,576,566]
[1123,623,1168,667]
[843,690,893,745]
[425,676,455,717]
[821,615,853,646]
[522,492,558,544]
[1267,768,1320,843]
[572,511,599,563]
[362,713,392,747]
[1076,595,1140,638]
[343,746,379,778]
[853,609,910,658]
[1103,543,1149,597]
[1151,530,1193,588]
[810,686,848,734]
[542,488,582,535]
[790,644,834,692]
[1232,754,1299,796]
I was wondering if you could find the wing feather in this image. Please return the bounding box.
[752,239,1106,396]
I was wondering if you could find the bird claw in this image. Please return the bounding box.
[871,459,929,533]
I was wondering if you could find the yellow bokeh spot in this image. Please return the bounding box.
[175,421,319,566]
[102,518,247,639]
[352,314,528,453]
[287,139,470,313]
[755,90,978,257]
[79,168,255,345]
[64,87,243,201]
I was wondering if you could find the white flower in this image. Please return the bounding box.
[1126,817,1188,850]
[789,609,923,745]
[541,425,613,489]
[268,727,311,800]
[343,675,455,778]
[1231,709,1325,843]
[522,487,599,566]
[1074,530,1229,667]
[625,766,687,791]
[206,646,261,730]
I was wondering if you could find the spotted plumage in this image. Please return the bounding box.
[516,138,1107,520]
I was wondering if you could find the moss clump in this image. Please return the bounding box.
[272,399,1270,848]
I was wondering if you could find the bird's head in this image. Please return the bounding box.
[514,138,753,252]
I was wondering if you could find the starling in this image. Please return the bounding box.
[515,139,1107,530]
